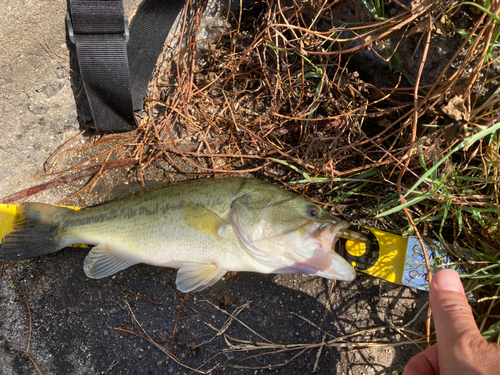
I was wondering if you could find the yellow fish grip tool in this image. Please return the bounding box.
[336,224,456,291]
[0,204,87,249]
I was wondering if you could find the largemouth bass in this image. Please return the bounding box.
[1,178,364,292]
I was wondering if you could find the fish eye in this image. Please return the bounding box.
[306,206,319,217]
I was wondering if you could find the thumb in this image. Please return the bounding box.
[430,269,479,344]
[429,269,484,371]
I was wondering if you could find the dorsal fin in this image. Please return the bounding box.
[111,181,168,200]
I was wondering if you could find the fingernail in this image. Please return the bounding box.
[433,269,463,293]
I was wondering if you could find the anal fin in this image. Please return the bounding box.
[176,263,227,293]
[83,244,138,279]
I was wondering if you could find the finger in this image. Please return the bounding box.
[429,269,480,346]
[403,344,439,375]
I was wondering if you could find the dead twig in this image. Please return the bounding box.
[7,263,42,374]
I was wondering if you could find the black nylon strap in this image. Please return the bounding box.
[70,1,127,35]
[128,0,187,110]
[68,0,187,132]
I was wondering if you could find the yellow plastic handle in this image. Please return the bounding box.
[344,226,408,285]
[0,204,17,241]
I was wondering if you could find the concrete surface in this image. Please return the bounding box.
[0,0,140,198]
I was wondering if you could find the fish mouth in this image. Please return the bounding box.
[297,220,365,281]
[281,246,356,281]
[316,250,357,281]
[275,220,359,282]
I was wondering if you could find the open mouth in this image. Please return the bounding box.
[273,220,360,281]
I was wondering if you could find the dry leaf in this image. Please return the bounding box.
[441,96,470,121]
[410,0,427,15]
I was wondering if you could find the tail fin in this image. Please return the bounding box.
[1,203,71,260]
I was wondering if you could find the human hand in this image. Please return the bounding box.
[404,269,500,375]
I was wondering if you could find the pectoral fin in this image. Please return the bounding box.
[176,263,227,293]
[181,202,228,238]
[83,244,138,279]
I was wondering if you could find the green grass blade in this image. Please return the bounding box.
[450,2,500,23]
[439,199,451,236]
[288,178,330,184]
[270,158,311,179]
[376,191,436,218]
[329,182,369,203]
[404,122,500,198]
[482,320,500,342]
